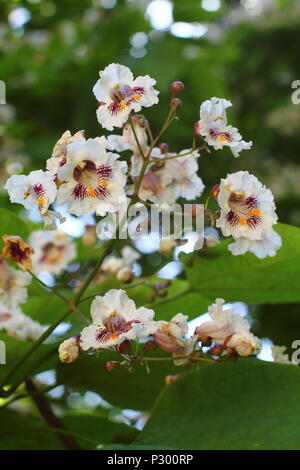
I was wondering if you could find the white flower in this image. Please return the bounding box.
[164,150,205,201]
[0,302,47,341]
[93,63,159,131]
[229,229,282,259]
[58,337,80,363]
[226,332,261,357]
[0,257,31,309]
[28,230,76,275]
[138,148,204,205]
[168,313,189,339]
[154,313,190,353]
[5,170,57,215]
[195,298,261,356]
[56,136,127,216]
[271,345,292,364]
[80,289,160,350]
[46,130,85,175]
[107,115,148,177]
[216,171,278,241]
[196,97,252,157]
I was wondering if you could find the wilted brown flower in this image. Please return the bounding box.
[2,235,34,271]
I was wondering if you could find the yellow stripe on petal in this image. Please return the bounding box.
[87,187,96,198]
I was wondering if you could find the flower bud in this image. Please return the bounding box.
[159,142,169,154]
[170,81,185,95]
[210,344,224,355]
[117,339,131,354]
[154,330,182,353]
[82,225,97,247]
[58,337,80,363]
[194,121,200,137]
[116,267,134,283]
[165,374,181,386]
[156,288,168,297]
[104,361,120,373]
[170,98,182,110]
[210,184,220,199]
[190,204,202,217]
[143,339,157,352]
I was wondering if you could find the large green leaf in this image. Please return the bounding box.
[0,408,136,450]
[0,209,29,247]
[182,223,300,305]
[0,333,57,386]
[57,349,193,411]
[135,358,300,450]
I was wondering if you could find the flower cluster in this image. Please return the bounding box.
[4,63,281,260]
[0,255,46,341]
[2,63,284,375]
[58,289,261,364]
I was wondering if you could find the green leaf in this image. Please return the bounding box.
[135,358,300,450]
[182,223,300,305]
[0,333,57,386]
[57,349,193,411]
[0,209,29,247]
[0,409,137,450]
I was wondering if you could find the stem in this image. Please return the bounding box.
[29,271,89,325]
[129,116,145,159]
[146,287,192,309]
[131,157,150,199]
[149,147,204,162]
[25,379,81,450]
[79,278,151,303]
[146,109,175,159]
[140,355,215,363]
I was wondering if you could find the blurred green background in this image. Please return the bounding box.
[0,0,300,350]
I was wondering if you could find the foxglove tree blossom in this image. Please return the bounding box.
[93,63,159,131]
[80,289,160,351]
[216,170,281,258]
[46,130,85,175]
[0,302,47,341]
[196,97,252,157]
[195,298,261,357]
[138,148,204,205]
[5,170,57,216]
[0,257,31,309]
[29,230,76,275]
[56,136,128,216]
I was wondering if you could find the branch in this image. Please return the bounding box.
[25,379,81,450]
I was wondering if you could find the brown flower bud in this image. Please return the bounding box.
[117,339,131,354]
[2,235,34,271]
[170,97,182,110]
[165,374,181,386]
[156,289,168,298]
[143,340,157,352]
[159,142,169,154]
[104,361,120,373]
[194,121,200,137]
[171,81,185,95]
[210,184,220,200]
[210,344,224,356]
